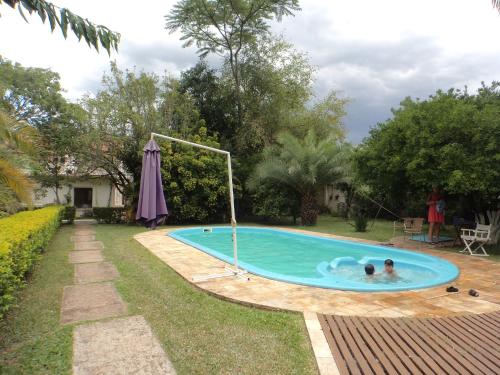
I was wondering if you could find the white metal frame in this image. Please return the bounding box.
[460,223,491,256]
[150,132,248,281]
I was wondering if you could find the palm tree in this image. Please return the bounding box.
[250,130,351,225]
[0,110,37,205]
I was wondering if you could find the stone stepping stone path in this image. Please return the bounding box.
[71,234,95,242]
[74,241,104,251]
[73,315,176,375]
[61,221,175,373]
[61,282,127,324]
[69,250,105,264]
[74,262,119,284]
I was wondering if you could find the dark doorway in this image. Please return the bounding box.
[74,188,92,208]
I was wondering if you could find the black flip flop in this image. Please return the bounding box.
[469,289,479,297]
[446,286,459,293]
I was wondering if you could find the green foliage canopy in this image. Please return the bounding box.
[160,127,230,223]
[250,130,351,225]
[355,83,500,214]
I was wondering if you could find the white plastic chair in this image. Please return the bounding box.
[460,223,491,256]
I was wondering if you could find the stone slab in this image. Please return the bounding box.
[61,282,127,324]
[74,229,96,236]
[71,235,96,242]
[75,262,119,284]
[73,315,176,375]
[69,251,104,264]
[74,241,103,251]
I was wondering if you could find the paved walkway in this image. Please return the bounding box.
[134,227,500,318]
[62,221,175,375]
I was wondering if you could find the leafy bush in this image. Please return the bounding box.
[0,205,63,318]
[62,206,76,224]
[160,127,230,224]
[352,210,368,232]
[93,207,125,224]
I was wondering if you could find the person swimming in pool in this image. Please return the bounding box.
[384,259,397,277]
[364,263,376,280]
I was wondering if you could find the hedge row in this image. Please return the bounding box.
[93,207,126,224]
[0,206,63,318]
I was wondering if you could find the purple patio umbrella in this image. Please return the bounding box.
[136,139,168,228]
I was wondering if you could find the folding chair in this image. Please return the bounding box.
[403,218,424,240]
[460,224,491,256]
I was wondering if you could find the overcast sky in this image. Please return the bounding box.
[1,0,500,142]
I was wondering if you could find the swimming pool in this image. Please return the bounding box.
[169,227,459,292]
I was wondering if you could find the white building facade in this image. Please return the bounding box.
[33,176,124,216]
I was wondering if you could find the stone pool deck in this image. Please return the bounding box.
[134,227,500,318]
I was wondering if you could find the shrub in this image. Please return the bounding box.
[93,207,125,224]
[0,205,63,318]
[62,206,76,224]
[352,210,368,232]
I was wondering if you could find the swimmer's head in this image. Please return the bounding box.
[384,259,394,274]
[365,263,375,275]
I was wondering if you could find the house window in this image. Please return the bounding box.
[74,188,92,208]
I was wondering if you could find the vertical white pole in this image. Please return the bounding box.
[227,153,238,270]
[150,132,240,273]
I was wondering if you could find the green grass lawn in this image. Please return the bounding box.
[0,224,317,375]
[0,225,73,375]
[98,225,317,375]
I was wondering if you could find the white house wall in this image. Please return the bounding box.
[32,178,123,208]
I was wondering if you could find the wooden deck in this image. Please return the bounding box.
[318,311,500,374]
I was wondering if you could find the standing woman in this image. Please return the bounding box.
[427,186,445,243]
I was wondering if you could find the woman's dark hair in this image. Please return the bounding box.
[365,264,375,275]
[384,259,394,267]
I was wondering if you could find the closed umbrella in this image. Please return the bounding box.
[136,139,168,228]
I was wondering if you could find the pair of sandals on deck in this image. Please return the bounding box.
[446,285,479,297]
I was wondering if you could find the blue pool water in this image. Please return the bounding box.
[169,227,459,292]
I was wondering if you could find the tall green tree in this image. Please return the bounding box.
[355,82,500,215]
[250,130,350,225]
[166,0,300,131]
[237,34,314,152]
[0,0,120,54]
[80,63,230,223]
[1,57,86,204]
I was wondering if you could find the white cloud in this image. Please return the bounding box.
[1,0,499,142]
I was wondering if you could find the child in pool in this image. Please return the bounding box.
[384,259,397,277]
[364,263,376,281]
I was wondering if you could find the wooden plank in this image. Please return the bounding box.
[459,314,500,344]
[448,316,500,359]
[412,318,479,375]
[340,316,386,375]
[317,314,350,375]
[382,317,442,374]
[463,313,500,334]
[390,317,458,374]
[317,312,500,375]
[420,317,494,374]
[426,318,499,374]
[326,315,363,375]
[480,314,500,329]
[351,317,411,375]
[432,320,497,374]
[368,317,424,374]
